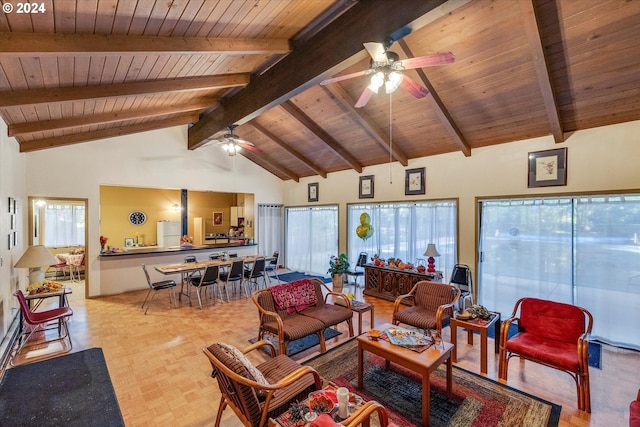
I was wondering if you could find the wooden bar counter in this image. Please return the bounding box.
[363,264,442,302]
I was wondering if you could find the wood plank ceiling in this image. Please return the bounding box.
[1,0,639,181]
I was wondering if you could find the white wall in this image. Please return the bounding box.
[283,120,640,269]
[24,125,285,297]
[0,118,26,338]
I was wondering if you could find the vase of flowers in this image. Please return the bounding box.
[328,254,350,292]
[100,235,108,253]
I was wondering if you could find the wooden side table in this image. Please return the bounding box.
[337,300,374,335]
[450,311,501,375]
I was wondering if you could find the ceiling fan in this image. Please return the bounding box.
[205,125,261,156]
[320,38,454,108]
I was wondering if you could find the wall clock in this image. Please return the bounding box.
[128,210,147,225]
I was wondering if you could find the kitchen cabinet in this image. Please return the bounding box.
[230,206,244,226]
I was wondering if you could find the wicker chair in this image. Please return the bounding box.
[498,297,593,412]
[203,340,321,427]
[392,280,460,336]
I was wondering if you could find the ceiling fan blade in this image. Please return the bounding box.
[240,143,262,154]
[320,70,368,85]
[354,87,375,108]
[400,75,429,99]
[363,42,388,64]
[401,52,455,70]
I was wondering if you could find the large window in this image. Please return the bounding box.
[347,200,458,277]
[479,195,640,349]
[285,206,338,276]
[39,201,86,247]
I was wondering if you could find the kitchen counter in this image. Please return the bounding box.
[100,242,256,257]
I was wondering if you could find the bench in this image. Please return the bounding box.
[252,278,354,355]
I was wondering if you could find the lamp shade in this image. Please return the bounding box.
[423,243,440,258]
[14,245,57,285]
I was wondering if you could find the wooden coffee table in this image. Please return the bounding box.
[357,323,453,427]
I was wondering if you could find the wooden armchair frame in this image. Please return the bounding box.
[392,280,460,335]
[342,401,390,427]
[498,297,593,413]
[203,340,322,427]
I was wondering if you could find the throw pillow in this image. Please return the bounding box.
[217,343,270,394]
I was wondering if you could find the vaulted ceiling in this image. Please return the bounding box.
[1,0,639,181]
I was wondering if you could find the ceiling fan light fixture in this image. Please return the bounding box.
[385,71,404,93]
[368,71,385,93]
[222,142,241,156]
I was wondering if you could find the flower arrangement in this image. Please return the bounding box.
[100,235,108,246]
[180,235,193,246]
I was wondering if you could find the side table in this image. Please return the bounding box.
[450,311,500,375]
[337,299,374,335]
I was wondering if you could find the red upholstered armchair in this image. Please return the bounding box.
[498,297,593,412]
[631,389,640,427]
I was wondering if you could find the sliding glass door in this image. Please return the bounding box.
[479,195,640,349]
[285,206,338,276]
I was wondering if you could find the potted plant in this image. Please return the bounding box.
[328,254,350,292]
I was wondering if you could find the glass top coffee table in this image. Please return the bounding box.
[357,323,453,427]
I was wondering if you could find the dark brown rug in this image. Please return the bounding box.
[304,338,561,427]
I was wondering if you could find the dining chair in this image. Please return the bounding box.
[12,290,73,365]
[219,259,245,298]
[244,257,267,292]
[141,264,177,314]
[264,251,280,283]
[190,264,222,308]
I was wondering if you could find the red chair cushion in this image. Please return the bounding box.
[505,332,579,372]
[630,400,640,427]
[519,298,585,344]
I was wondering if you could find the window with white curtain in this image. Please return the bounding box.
[43,202,85,247]
[478,194,640,350]
[257,204,283,259]
[347,200,458,278]
[285,205,338,276]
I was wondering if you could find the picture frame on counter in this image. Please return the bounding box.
[359,175,374,199]
[124,238,134,247]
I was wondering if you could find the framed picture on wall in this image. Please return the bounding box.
[308,182,319,202]
[213,211,223,225]
[7,197,13,213]
[528,147,567,188]
[405,168,425,195]
[359,175,374,199]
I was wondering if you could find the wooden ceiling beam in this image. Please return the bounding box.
[518,0,564,143]
[189,0,449,149]
[397,40,471,157]
[9,99,218,137]
[249,120,328,178]
[0,75,249,107]
[0,33,291,55]
[280,101,363,173]
[321,84,409,166]
[239,149,300,182]
[18,113,197,152]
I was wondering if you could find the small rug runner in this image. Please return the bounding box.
[0,348,124,426]
[250,328,342,356]
[304,339,561,427]
[277,271,331,284]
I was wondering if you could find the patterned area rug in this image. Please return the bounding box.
[277,271,331,284]
[304,339,561,427]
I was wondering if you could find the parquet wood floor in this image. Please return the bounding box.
[3,277,639,427]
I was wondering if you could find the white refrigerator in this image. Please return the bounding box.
[157,221,181,247]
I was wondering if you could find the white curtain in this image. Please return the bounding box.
[286,206,338,276]
[479,195,640,350]
[347,200,458,278]
[257,204,283,259]
[44,202,85,247]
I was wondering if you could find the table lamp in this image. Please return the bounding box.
[14,245,57,285]
[423,243,440,273]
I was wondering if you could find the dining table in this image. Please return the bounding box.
[55,253,85,281]
[155,255,273,301]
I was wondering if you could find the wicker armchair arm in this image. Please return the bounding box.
[251,289,286,337]
[499,316,519,348]
[242,339,277,358]
[325,291,351,308]
[393,292,415,314]
[342,401,389,427]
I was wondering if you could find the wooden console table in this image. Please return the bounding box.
[363,264,442,302]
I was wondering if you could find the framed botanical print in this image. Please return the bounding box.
[528,148,567,188]
[308,182,319,202]
[359,175,374,199]
[213,211,223,225]
[405,167,425,195]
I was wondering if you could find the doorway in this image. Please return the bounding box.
[28,197,88,299]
